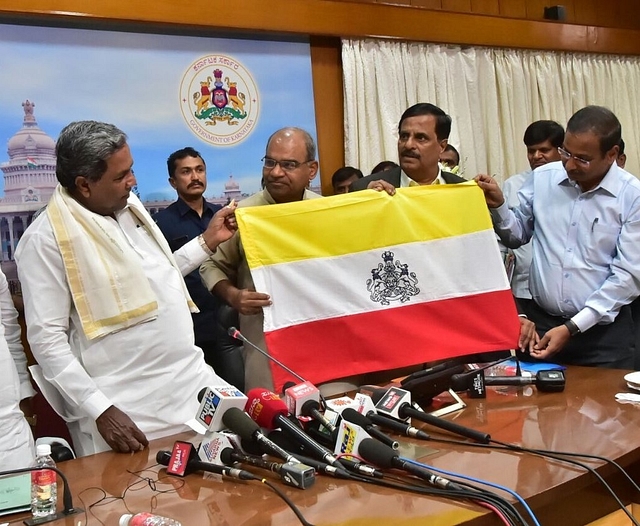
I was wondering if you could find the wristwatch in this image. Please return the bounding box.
[198,234,215,256]
[563,319,581,337]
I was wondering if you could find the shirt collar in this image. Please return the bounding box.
[175,197,217,216]
[262,188,316,204]
[400,167,444,187]
[558,161,620,197]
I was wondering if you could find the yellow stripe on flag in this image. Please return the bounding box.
[237,182,491,269]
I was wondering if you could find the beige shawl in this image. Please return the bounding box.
[46,185,196,340]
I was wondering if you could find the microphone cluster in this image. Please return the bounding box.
[174,327,578,526]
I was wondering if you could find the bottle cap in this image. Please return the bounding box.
[36,444,52,456]
[119,514,133,526]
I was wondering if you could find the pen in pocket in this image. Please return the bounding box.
[591,217,599,232]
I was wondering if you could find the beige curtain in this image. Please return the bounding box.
[342,39,640,184]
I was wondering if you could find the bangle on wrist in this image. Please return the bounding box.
[198,234,215,256]
[563,319,581,337]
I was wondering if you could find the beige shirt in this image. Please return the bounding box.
[200,188,321,392]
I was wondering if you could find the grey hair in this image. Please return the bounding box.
[266,127,316,161]
[55,121,128,191]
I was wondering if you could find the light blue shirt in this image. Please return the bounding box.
[501,170,533,299]
[491,160,640,332]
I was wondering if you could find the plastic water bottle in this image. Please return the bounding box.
[31,443,57,517]
[119,512,182,526]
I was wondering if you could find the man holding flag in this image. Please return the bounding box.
[200,127,321,392]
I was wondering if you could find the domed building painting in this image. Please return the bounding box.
[0,100,250,267]
[0,100,57,261]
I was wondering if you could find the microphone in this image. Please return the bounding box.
[399,363,466,406]
[228,326,305,383]
[245,388,343,467]
[374,387,491,444]
[219,448,316,489]
[358,438,464,491]
[341,408,399,450]
[366,411,430,440]
[0,467,84,525]
[221,407,301,465]
[451,369,566,394]
[268,430,376,478]
[157,441,256,481]
[484,370,565,392]
[300,399,337,434]
[282,452,353,479]
[194,385,248,432]
[198,431,239,465]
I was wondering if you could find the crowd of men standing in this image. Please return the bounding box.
[1,100,638,468]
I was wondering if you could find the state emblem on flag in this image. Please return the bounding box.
[367,251,420,305]
[180,54,259,146]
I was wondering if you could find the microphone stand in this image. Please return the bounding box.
[228,326,305,383]
[0,466,83,525]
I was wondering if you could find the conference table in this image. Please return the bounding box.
[9,366,640,525]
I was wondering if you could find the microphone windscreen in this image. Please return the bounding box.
[219,448,235,466]
[300,399,320,417]
[358,438,396,469]
[281,381,296,395]
[156,450,172,466]
[341,408,372,428]
[197,387,207,402]
[221,407,260,440]
[228,326,239,337]
[245,388,288,429]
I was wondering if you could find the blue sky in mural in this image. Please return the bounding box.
[0,24,318,201]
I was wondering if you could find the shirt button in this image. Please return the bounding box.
[567,248,572,252]
[571,222,576,226]
[564,273,570,278]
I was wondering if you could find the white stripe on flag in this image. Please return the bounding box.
[253,229,508,332]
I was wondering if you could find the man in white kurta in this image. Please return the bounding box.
[0,270,35,469]
[16,121,237,456]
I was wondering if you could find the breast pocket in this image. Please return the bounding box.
[582,222,620,266]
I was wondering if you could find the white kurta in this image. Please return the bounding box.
[0,269,35,469]
[16,201,228,457]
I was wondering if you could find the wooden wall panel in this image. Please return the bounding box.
[329,0,640,29]
[524,0,550,21]
[499,0,527,18]
[441,0,470,12]
[3,0,639,54]
[573,0,599,26]
[412,0,443,8]
[470,0,500,16]
[309,36,345,194]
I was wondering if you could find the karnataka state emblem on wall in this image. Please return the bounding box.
[180,54,259,146]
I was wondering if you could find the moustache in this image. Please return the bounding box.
[188,181,204,188]
[401,150,420,159]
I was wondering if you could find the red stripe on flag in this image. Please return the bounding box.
[265,290,520,391]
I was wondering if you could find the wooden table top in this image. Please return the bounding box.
[7,365,640,526]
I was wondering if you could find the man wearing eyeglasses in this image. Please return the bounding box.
[476,106,640,369]
[200,127,321,392]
